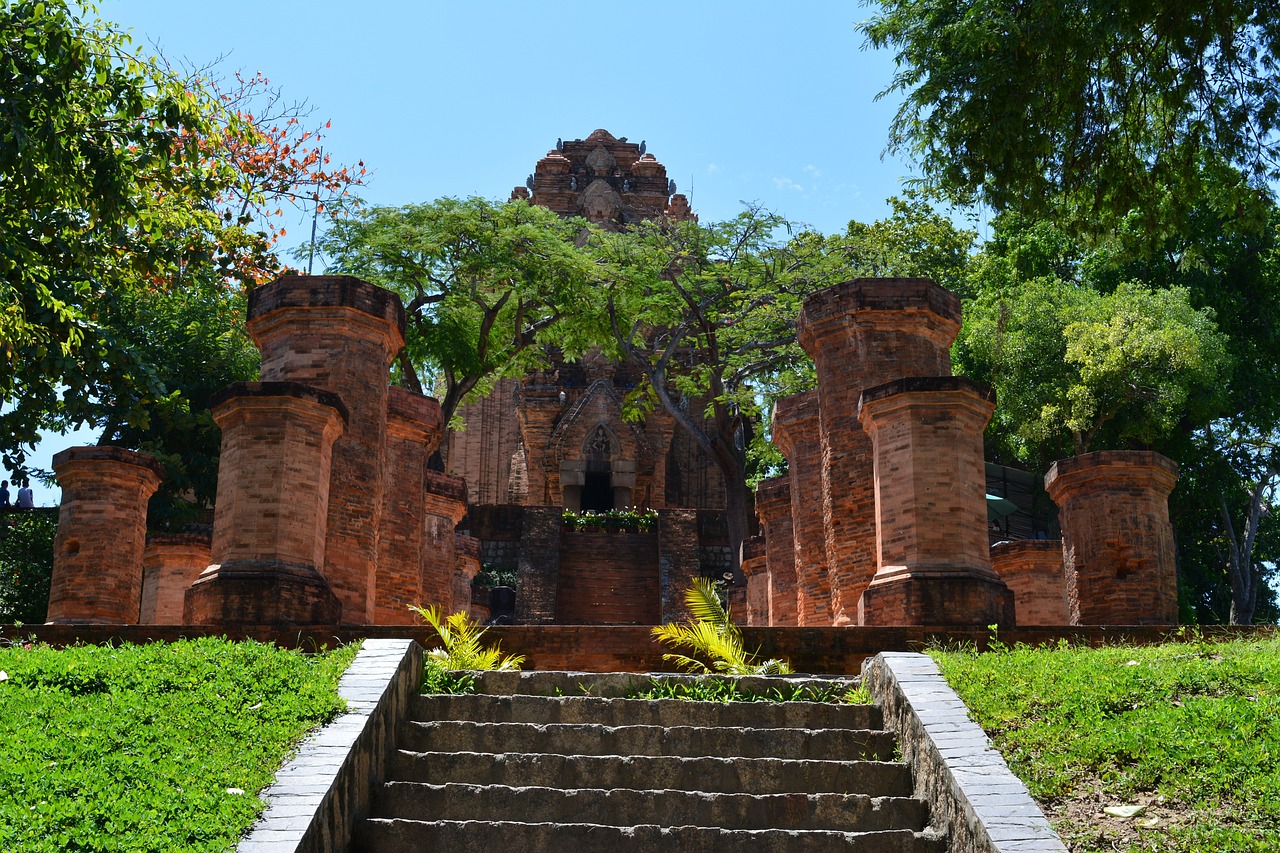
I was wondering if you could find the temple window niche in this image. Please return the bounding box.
[560,423,636,512]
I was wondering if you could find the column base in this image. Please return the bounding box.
[183,560,343,628]
[858,569,1016,627]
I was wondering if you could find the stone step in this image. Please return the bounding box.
[385,750,915,796]
[371,781,930,832]
[412,692,882,729]
[466,669,860,699]
[400,719,898,761]
[354,818,947,853]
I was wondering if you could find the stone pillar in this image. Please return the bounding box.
[755,476,797,625]
[454,533,482,618]
[772,390,831,625]
[658,509,700,623]
[1044,451,1179,625]
[248,274,406,625]
[374,387,444,624]
[140,533,211,624]
[516,507,563,624]
[991,540,1069,626]
[797,278,962,625]
[856,377,1015,626]
[740,535,769,626]
[47,447,164,624]
[421,471,468,612]
[184,382,346,627]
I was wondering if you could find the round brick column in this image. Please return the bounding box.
[140,533,212,624]
[739,535,769,626]
[991,540,1069,626]
[248,274,406,625]
[374,387,444,625]
[754,476,797,626]
[184,382,347,627]
[421,471,468,612]
[1044,451,1179,625]
[797,278,962,625]
[47,446,164,624]
[772,390,831,625]
[856,377,1015,626]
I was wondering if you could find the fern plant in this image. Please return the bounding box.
[651,578,792,675]
[409,605,524,671]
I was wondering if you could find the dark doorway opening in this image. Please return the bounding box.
[581,471,613,512]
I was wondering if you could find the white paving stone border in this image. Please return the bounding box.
[236,639,422,853]
[863,651,1068,853]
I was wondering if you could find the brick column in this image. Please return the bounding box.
[454,534,482,618]
[740,535,769,626]
[248,274,406,625]
[772,390,830,625]
[797,278,961,625]
[1044,451,1179,625]
[991,540,1069,625]
[140,533,211,624]
[47,447,163,624]
[516,507,563,624]
[421,471,468,613]
[184,382,346,627]
[856,377,1015,626]
[658,508,700,623]
[755,476,797,625]
[374,387,444,624]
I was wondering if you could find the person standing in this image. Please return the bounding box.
[15,479,33,509]
[0,480,9,508]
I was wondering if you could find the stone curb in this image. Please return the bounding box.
[862,652,1067,853]
[236,639,422,853]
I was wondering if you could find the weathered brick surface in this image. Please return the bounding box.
[516,507,563,624]
[184,382,346,627]
[658,509,700,623]
[421,471,467,614]
[1045,451,1179,625]
[248,274,406,625]
[772,390,831,626]
[140,534,211,624]
[991,540,1069,626]
[47,447,163,624]
[856,377,1015,626]
[454,533,482,619]
[556,531,660,624]
[445,379,523,505]
[755,476,797,626]
[740,535,769,626]
[798,278,962,626]
[375,388,445,624]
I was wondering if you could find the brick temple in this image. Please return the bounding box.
[44,131,1183,630]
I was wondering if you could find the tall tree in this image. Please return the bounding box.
[861,0,1280,236]
[314,197,604,428]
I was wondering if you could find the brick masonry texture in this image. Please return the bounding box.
[772,390,831,626]
[420,471,467,617]
[740,535,768,626]
[140,534,211,624]
[516,508,563,625]
[798,278,962,626]
[185,382,347,627]
[375,388,444,625]
[991,540,1069,626]
[556,532,660,624]
[658,509,700,623]
[249,274,406,625]
[1045,451,1180,625]
[754,476,797,625]
[47,446,163,624]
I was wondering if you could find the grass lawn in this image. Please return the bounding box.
[931,632,1280,852]
[0,637,358,853]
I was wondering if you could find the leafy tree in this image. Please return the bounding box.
[0,510,57,623]
[315,197,604,427]
[861,0,1280,236]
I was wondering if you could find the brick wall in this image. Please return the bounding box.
[555,531,660,624]
[740,535,769,626]
[773,390,831,625]
[991,540,1069,625]
[516,507,563,624]
[658,509,700,623]
[47,447,163,624]
[755,476,797,625]
[140,534,211,624]
[421,471,467,615]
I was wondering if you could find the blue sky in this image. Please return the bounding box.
[24,0,924,505]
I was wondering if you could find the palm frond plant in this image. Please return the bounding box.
[651,578,792,675]
[409,604,524,671]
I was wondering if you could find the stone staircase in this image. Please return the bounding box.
[352,672,946,852]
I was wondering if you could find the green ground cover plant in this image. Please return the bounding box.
[931,633,1280,852]
[626,678,870,704]
[0,637,357,853]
